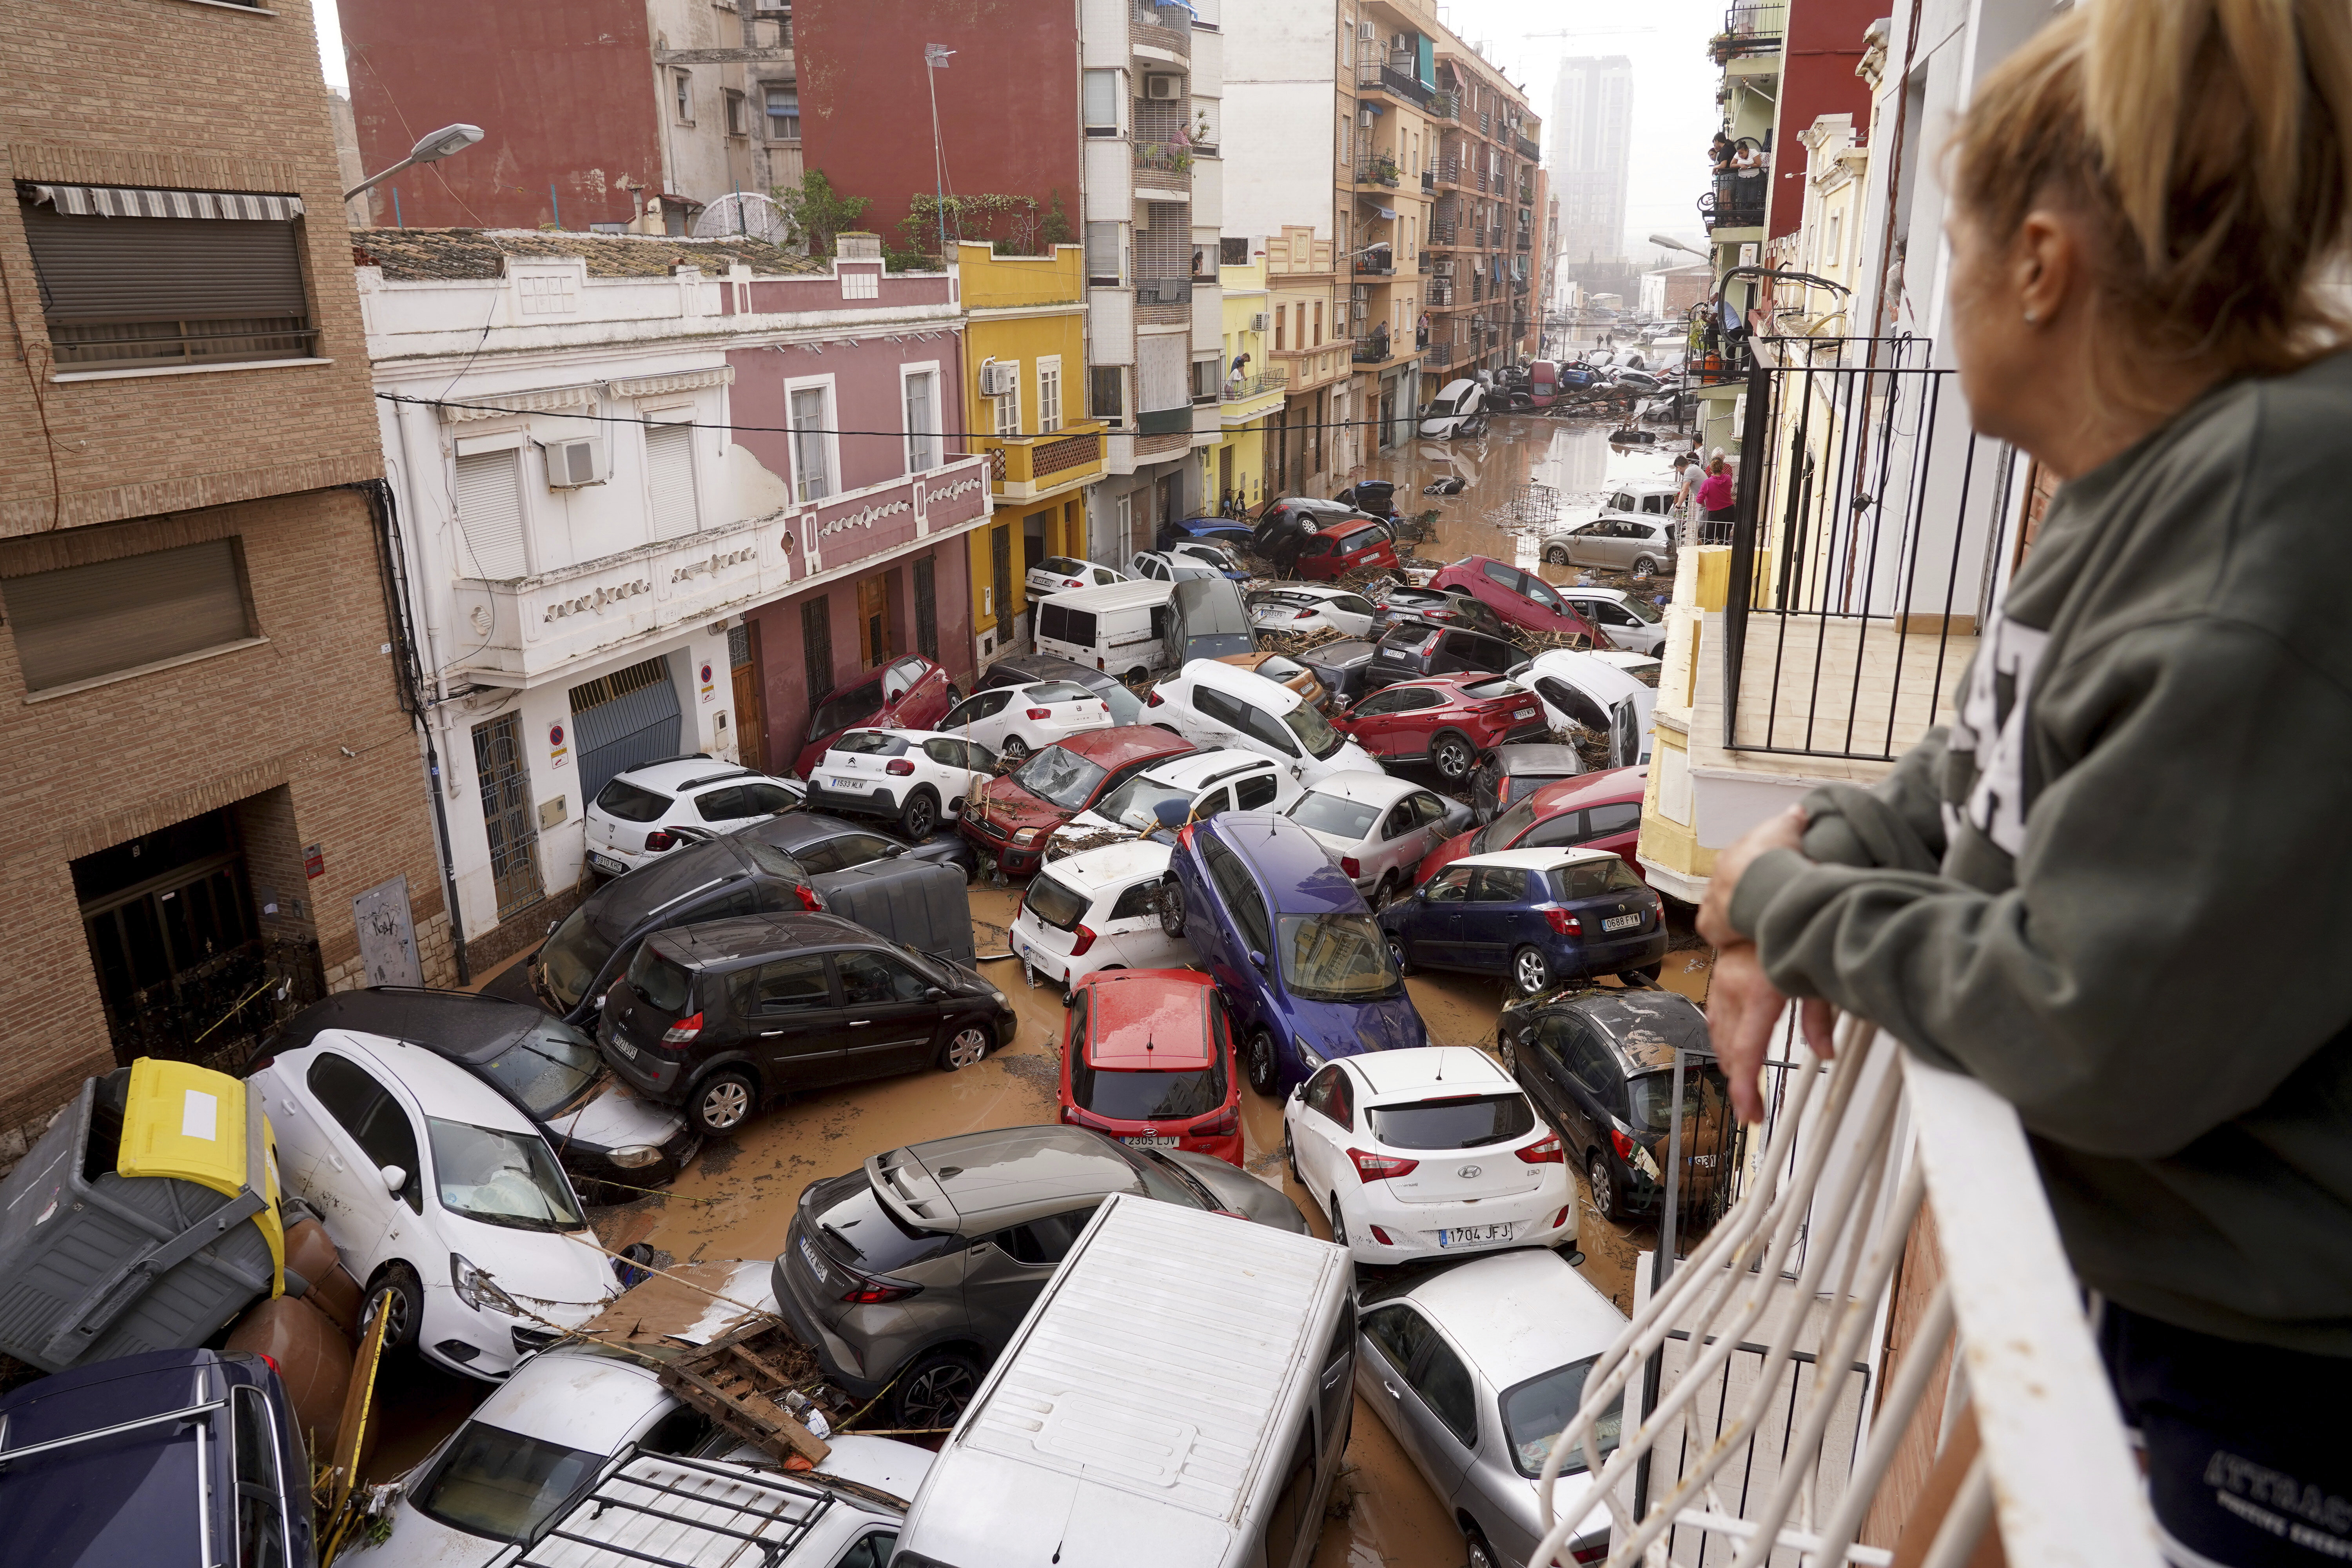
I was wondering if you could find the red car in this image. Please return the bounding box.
[1329,675,1552,783]
[1056,968,1243,1166]
[959,725,1196,877]
[1416,764,1650,886]
[1428,555,1608,645]
[1292,518,1400,581]
[792,653,958,779]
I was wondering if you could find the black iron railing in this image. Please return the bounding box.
[1705,169,1768,230]
[1355,154,1401,187]
[1356,64,1434,107]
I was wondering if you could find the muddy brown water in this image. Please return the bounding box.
[371,412,1714,1565]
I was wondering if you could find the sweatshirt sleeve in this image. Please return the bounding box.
[1784,727,1953,876]
[1722,617,2352,1160]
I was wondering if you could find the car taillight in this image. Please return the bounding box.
[1348,1147,1420,1183]
[1340,856,1361,879]
[1068,924,1097,956]
[1517,1133,1566,1164]
[1368,1225,1395,1245]
[839,1274,922,1305]
[1611,1128,1637,1160]
[644,829,677,851]
[887,758,915,776]
[1572,1543,1610,1565]
[1653,897,1668,926]
[795,885,824,911]
[1065,577,1084,588]
[1552,1205,1573,1229]
[1027,706,1053,720]
[1146,690,1165,706]
[661,1012,703,1045]
[1543,905,1583,935]
[1195,1103,1239,1138]
[1293,609,1316,619]
[257,1352,281,1377]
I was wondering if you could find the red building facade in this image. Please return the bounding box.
[1766,0,1881,241]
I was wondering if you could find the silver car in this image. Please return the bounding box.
[1285,771,1470,902]
[1544,515,1678,578]
[1357,1248,1625,1568]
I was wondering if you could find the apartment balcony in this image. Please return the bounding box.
[1352,153,1403,190]
[1421,341,1456,372]
[1429,89,1461,122]
[1434,156,1463,191]
[1270,340,1350,393]
[1420,169,1435,193]
[1426,279,1454,307]
[1416,253,1434,273]
[1353,252,1396,276]
[973,422,1107,502]
[1355,62,1434,109]
[1515,231,1532,251]
[1133,143,1194,201]
[1428,220,1457,246]
[1710,0,1786,61]
[1703,169,1768,233]
[1512,133,1541,161]
[1131,0,1191,58]
[1219,368,1288,422]
[1134,275,1193,325]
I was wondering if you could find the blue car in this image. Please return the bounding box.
[1379,846,1668,997]
[1159,812,1428,1095]
[1155,515,1258,553]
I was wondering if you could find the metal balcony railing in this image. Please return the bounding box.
[1514,133,1542,161]
[1218,369,1287,401]
[1705,169,1768,230]
[1430,89,1461,122]
[1436,156,1462,187]
[1354,253,1396,276]
[1527,1012,2158,1568]
[1428,220,1457,245]
[1427,280,1454,307]
[1134,143,1195,178]
[1356,62,1434,107]
[1355,154,1402,187]
[1714,0,1787,58]
[1417,254,1434,273]
[1131,0,1191,56]
[1350,332,1396,365]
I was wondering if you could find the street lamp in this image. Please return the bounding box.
[344,124,485,201]
[1648,233,1708,259]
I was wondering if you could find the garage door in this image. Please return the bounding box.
[569,655,682,801]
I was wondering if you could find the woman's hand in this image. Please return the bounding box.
[1696,804,1806,949]
[1699,805,1837,1122]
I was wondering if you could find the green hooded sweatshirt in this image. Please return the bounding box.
[1727,350,2352,1357]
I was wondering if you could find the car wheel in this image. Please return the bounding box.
[689,1069,758,1138]
[1158,876,1187,938]
[361,1262,423,1352]
[1246,1027,1282,1098]
[1387,931,1416,976]
[1588,1151,1626,1223]
[939,1025,991,1071]
[893,1349,984,1431]
[1328,1195,1349,1249]
[1464,1522,1501,1568]
[999,735,1031,763]
[1622,960,1665,983]
[1431,732,1475,782]
[1499,1032,1519,1073]
[1633,556,1660,581]
[900,788,940,840]
[1512,945,1553,997]
[1125,667,1151,684]
[1370,869,1397,908]
[1544,544,1570,565]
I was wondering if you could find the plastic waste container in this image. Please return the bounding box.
[0,1058,285,1372]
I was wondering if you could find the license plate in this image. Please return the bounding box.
[589,852,627,875]
[1439,1222,1514,1247]
[1602,913,1642,932]
[1515,708,1538,720]
[797,1235,828,1285]
[610,1036,638,1061]
[829,776,865,789]
[1122,1135,1179,1148]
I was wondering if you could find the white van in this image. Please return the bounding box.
[890,1193,1356,1568]
[1034,579,1177,683]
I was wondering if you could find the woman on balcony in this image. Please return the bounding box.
[1699,2,2352,1563]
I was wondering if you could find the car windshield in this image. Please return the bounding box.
[1477,795,1541,854]
[624,942,695,1014]
[1428,393,1459,416]
[1367,1093,1535,1150]
[1011,746,1109,811]
[1073,1051,1228,1120]
[539,906,618,1012]
[427,1118,585,1232]
[1288,791,1380,840]
[408,1423,601,1543]
[1627,1064,1731,1135]
[1100,684,1145,725]
[833,731,906,757]
[808,681,884,740]
[1501,1356,1623,1479]
[1619,595,1662,624]
[480,1021,605,1120]
[1283,702,1347,760]
[1276,914,1402,1002]
[1461,677,1519,701]
[593,779,670,824]
[1022,873,1092,931]
[1091,771,1193,831]
[1555,858,1647,898]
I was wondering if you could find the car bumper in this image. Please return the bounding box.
[1339,1185,1577,1264]
[421,1288,613,1382]
[769,1251,886,1400]
[804,781,900,818]
[565,1123,702,1191]
[960,816,1044,875]
[601,1036,687,1103]
[585,847,644,878]
[1552,929,1669,976]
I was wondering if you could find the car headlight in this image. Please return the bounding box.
[606,1145,663,1169]
[1013,826,1045,844]
[451,1253,520,1316]
[1295,1035,1326,1074]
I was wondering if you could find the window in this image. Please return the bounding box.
[755,953,832,1011]
[1191,357,1220,401]
[1312,300,1323,343]
[837,950,929,1004]
[993,362,1022,436]
[724,89,748,136]
[1234,771,1279,810]
[2,537,255,695]
[1408,1333,1479,1446]
[903,369,940,472]
[1363,1303,1433,1374]
[673,70,693,122]
[231,1386,288,1568]
[788,384,832,501]
[1036,361,1062,433]
[473,714,545,920]
[644,421,699,539]
[303,1054,422,1212]
[1089,365,1123,423]
[913,555,939,661]
[1220,236,1249,265]
[996,1205,1098,1265]
[1261,1422,1320,1568]
[1274,305,1287,351]
[1085,221,1122,286]
[765,83,800,140]
[833,1534,897,1568]
[801,596,833,703]
[1082,69,1120,133]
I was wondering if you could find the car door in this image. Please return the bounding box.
[1578,802,1643,860]
[1097,877,1183,970]
[940,688,1014,751]
[1517,806,1590,852]
[1187,686,1249,751]
[690,784,751,833]
[1519,1014,1587,1140]
[1533,675,1612,736]
[922,737,985,811]
[1357,1304,1472,1497]
[1407,865,1472,968]
[884,656,950,728]
[1457,865,1529,973]
[1373,798,1426,886]
[1292,1062,1353,1202]
[1337,688,1414,759]
[1562,521,1611,569]
[831,949,945,1080]
[1400,790,1451,872]
[293,1051,422,1278]
[1555,1017,1623,1156]
[743,951,853,1087]
[960,1203,1102,1353]
[1205,838,1278,1022]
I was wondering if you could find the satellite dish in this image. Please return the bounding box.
[692,192,791,245]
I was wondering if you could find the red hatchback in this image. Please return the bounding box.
[1416,764,1650,886]
[1428,555,1608,644]
[792,653,958,779]
[1293,519,1400,581]
[1057,968,1243,1166]
[959,725,1196,877]
[1329,675,1552,782]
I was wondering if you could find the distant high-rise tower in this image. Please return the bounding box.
[1550,56,1633,264]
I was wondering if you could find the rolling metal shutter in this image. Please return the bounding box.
[18,204,307,324]
[453,450,528,579]
[644,423,700,539]
[569,656,682,802]
[2,538,251,692]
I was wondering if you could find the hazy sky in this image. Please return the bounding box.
[310,0,1718,260]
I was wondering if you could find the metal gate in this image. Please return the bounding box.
[471,713,545,920]
[568,655,682,802]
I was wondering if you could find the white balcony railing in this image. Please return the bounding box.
[1531,1014,2163,1568]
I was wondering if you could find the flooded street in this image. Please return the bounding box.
[367,411,1716,1568]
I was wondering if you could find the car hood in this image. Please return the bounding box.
[1311,739,1377,776]
[1165,1153,1310,1233]
[377,1503,507,1568]
[544,1077,688,1156]
[1417,827,1478,884]
[444,1218,621,1314]
[971,779,1067,834]
[1290,990,1427,1060]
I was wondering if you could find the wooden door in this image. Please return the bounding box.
[857,574,893,668]
[729,622,769,771]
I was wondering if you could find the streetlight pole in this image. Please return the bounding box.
[344,123,486,203]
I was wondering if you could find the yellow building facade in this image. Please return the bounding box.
[956,240,1107,662]
[1201,251,1287,514]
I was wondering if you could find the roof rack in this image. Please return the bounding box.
[508,1449,837,1568]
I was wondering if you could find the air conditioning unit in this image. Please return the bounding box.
[1356,20,1374,39]
[543,437,608,488]
[1249,312,1269,331]
[1145,74,1183,100]
[1358,107,1375,127]
[978,361,1018,397]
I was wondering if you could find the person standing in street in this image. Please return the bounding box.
[1696,2,2352,1563]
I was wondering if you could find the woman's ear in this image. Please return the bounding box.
[2014,211,2077,327]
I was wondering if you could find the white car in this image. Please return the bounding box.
[1247,584,1379,639]
[1555,586,1667,655]
[1285,772,1468,900]
[1419,377,1489,439]
[1167,540,1246,576]
[1129,550,1232,584]
[936,679,1112,762]
[247,1029,620,1381]
[1145,658,1376,785]
[1284,1046,1575,1265]
[1009,839,1196,998]
[1512,648,1657,767]
[1047,747,1298,854]
[585,759,804,878]
[1025,555,1131,600]
[806,726,998,839]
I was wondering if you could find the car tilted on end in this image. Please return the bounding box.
[960,725,1198,877]
[1382,846,1667,996]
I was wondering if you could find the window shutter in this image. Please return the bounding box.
[1085,222,1121,285]
[453,450,528,579]
[19,207,307,324]
[644,423,699,539]
[2,538,251,691]
[1136,334,1187,413]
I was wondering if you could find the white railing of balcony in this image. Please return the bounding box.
[1531,1014,2162,1568]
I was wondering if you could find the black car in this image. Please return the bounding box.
[974,654,1148,726]
[599,912,1017,1136]
[0,1348,314,1568]
[258,987,700,1193]
[739,807,979,884]
[1331,479,1401,526]
[1496,989,1730,1223]
[1250,497,1364,564]
[1371,584,1510,641]
[1363,623,1523,687]
[1469,742,1586,825]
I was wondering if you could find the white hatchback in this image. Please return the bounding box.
[1284,771,1465,900]
[1555,586,1667,656]
[1129,550,1232,584]
[247,1029,620,1381]
[1046,746,1298,854]
[808,727,998,840]
[936,679,1113,762]
[1513,648,1657,767]
[1145,658,1377,786]
[1247,584,1380,639]
[585,759,804,878]
[1282,1045,1575,1265]
[1025,555,1131,601]
[1009,839,1195,998]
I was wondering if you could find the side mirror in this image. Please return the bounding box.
[924,986,947,1002]
[883,843,906,858]
[1248,950,1268,971]
[380,1164,407,1196]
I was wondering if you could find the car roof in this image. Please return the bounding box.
[1526,764,1649,815]
[1179,657,1304,713]
[875,1126,1153,1232]
[611,757,759,794]
[1303,769,1425,806]
[752,811,884,850]
[1344,1045,1510,1100]
[1086,971,1217,1070]
[1563,989,1715,1070]
[1612,477,1681,495]
[1495,744,1584,775]
[1061,725,1196,767]
[980,654,1100,686]
[1039,838,1174,889]
[304,1028,539,1134]
[1397,1249,1630,1391]
[1140,746,1277,789]
[1434,379,1478,396]
[1207,813,1363,915]
[461,1346,670,1451]
[649,911,877,971]
[1034,579,1175,612]
[1169,577,1251,627]
[1528,648,1651,704]
[268,985,540,1064]
[1452,846,1619,874]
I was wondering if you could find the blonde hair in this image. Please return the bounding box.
[1953,0,2352,383]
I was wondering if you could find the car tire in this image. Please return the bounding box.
[1464,1522,1501,1568]
[1246,1027,1282,1098]
[1284,1123,1303,1184]
[1622,960,1665,983]
[1633,556,1660,581]
[1512,945,1553,997]
[1588,1151,1626,1224]
[1544,544,1570,565]
[939,1024,991,1071]
[1158,876,1187,938]
[1328,1195,1349,1250]
[999,735,1031,764]
[1498,1032,1519,1074]
[689,1069,759,1138]
[361,1262,424,1352]
[1370,869,1397,909]
[893,1348,984,1431]
[1387,931,1416,976]
[1125,667,1151,684]
[900,788,940,840]
[1153,722,1186,737]
[1430,731,1477,782]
